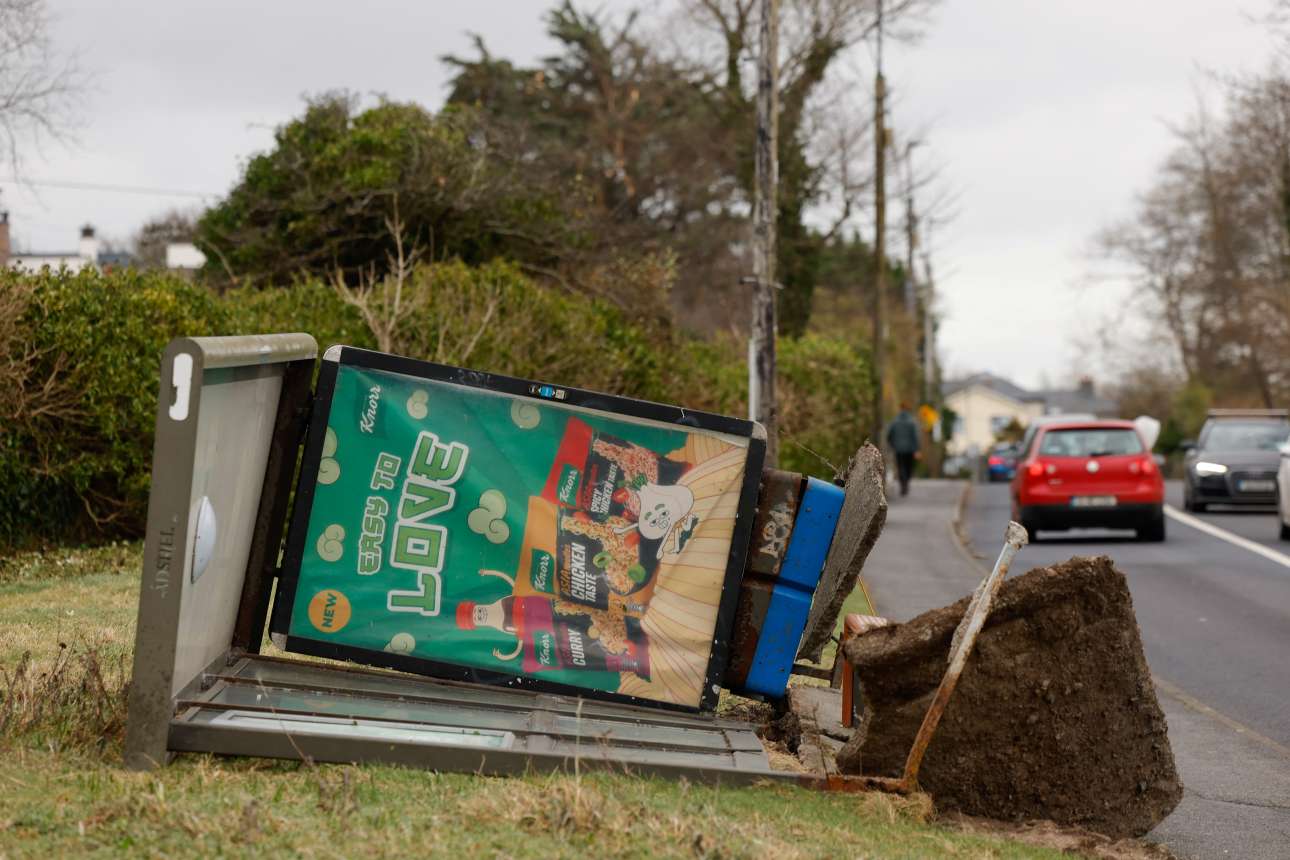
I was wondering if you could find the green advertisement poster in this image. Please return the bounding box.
[274,350,758,710]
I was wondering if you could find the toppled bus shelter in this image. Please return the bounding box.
[125,333,863,781]
[123,333,1182,840]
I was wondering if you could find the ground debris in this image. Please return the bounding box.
[839,555,1183,839]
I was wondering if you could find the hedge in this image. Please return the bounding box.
[0,264,872,547]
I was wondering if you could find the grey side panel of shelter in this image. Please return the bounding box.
[171,364,283,691]
[169,720,783,785]
[167,656,781,783]
[124,334,317,771]
[123,338,204,770]
[187,333,319,369]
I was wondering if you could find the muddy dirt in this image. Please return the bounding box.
[838,555,1183,839]
[943,813,1177,860]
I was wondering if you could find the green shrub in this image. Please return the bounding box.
[669,336,747,416]
[360,259,671,400]
[778,334,873,477]
[0,268,228,546]
[660,333,875,479]
[225,281,376,352]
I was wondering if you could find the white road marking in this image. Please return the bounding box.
[1165,505,1290,569]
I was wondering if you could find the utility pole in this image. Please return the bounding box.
[921,250,940,476]
[871,0,888,446]
[750,0,780,464]
[921,251,936,405]
[902,140,922,320]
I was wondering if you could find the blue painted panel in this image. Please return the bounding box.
[741,478,844,698]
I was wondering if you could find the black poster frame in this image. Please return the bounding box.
[270,346,766,713]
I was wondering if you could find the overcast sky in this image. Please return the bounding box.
[6,1,1282,389]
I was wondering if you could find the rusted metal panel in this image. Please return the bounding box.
[724,579,775,689]
[746,469,803,578]
[724,470,802,689]
[838,614,891,728]
[740,478,844,698]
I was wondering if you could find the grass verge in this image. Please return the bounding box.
[0,543,1071,859]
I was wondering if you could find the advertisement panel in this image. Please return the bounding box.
[271,347,763,711]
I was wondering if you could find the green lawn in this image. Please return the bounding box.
[0,543,1068,859]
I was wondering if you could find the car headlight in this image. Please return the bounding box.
[1194,461,1229,476]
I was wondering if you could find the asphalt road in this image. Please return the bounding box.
[964,479,1290,746]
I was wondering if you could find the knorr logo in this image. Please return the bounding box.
[534,631,557,666]
[359,385,381,434]
[531,550,555,593]
[556,464,580,505]
[308,588,352,633]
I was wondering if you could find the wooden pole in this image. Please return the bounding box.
[921,252,936,405]
[922,251,941,477]
[751,0,780,464]
[903,144,918,319]
[872,0,887,446]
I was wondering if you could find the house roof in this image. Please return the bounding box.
[942,372,1044,405]
[1033,387,1118,417]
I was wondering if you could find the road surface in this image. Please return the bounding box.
[861,479,1290,860]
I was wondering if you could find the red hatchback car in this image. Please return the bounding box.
[1010,419,1165,542]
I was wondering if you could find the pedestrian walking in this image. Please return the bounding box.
[886,402,921,497]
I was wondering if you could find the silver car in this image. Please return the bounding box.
[1277,446,1290,540]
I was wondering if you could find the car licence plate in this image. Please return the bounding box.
[1071,496,1117,508]
[1238,479,1275,493]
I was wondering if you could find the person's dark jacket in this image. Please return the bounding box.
[886,411,920,454]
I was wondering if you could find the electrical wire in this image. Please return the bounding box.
[0,177,219,199]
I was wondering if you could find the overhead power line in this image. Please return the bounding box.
[0,177,219,199]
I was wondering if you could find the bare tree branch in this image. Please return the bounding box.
[0,0,83,176]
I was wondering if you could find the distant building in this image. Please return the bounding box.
[0,215,206,274]
[943,373,1118,457]
[4,222,104,273]
[165,242,206,270]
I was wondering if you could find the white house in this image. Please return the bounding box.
[6,223,101,273]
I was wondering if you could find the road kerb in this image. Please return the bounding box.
[1153,675,1290,762]
[952,481,990,573]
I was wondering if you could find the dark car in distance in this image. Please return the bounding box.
[1182,410,1290,512]
[985,442,1019,482]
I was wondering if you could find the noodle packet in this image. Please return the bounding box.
[542,417,689,521]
